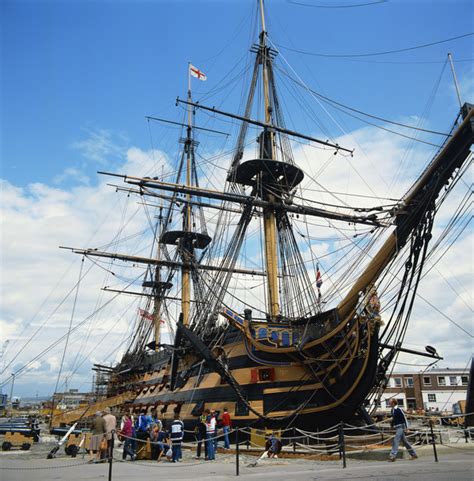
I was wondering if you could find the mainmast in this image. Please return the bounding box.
[259,0,279,318]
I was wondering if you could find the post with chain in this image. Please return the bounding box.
[108,429,115,481]
[338,422,347,468]
[235,428,240,476]
[429,420,439,462]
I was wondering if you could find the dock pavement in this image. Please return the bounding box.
[1,441,473,481]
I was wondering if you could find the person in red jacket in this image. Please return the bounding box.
[120,413,136,461]
[221,407,232,449]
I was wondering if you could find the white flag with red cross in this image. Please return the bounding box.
[189,64,207,81]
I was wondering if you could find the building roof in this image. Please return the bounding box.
[390,368,469,376]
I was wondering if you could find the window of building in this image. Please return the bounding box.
[407,398,416,410]
[437,376,446,386]
[461,376,469,386]
[405,377,414,387]
[423,376,431,386]
[396,398,404,407]
[449,376,458,386]
[385,399,391,408]
[428,394,436,402]
[393,377,402,388]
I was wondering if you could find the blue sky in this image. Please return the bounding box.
[2,0,473,186]
[1,0,473,397]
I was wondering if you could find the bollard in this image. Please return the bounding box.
[108,430,115,481]
[293,427,296,453]
[338,422,346,469]
[235,428,240,476]
[429,421,439,462]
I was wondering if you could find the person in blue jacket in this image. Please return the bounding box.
[388,398,418,461]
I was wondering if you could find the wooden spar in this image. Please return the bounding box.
[60,247,267,276]
[145,116,229,137]
[259,1,280,318]
[181,74,193,327]
[99,173,383,226]
[152,200,164,351]
[259,0,266,34]
[102,287,204,303]
[176,99,353,154]
[337,104,474,320]
[111,185,245,214]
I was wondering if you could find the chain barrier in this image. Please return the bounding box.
[1,460,91,471]
[3,420,473,480]
[436,443,474,452]
[115,422,471,449]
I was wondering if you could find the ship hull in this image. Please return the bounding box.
[125,317,380,431]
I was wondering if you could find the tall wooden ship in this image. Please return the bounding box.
[54,1,473,430]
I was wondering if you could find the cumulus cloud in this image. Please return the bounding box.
[72,128,128,166]
[0,130,172,396]
[0,120,471,398]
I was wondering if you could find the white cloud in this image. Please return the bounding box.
[0,121,471,399]
[53,168,90,186]
[457,68,474,106]
[72,128,128,166]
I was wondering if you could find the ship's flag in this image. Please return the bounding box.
[189,64,207,81]
[316,266,323,288]
[316,265,322,301]
[138,308,154,321]
[138,308,166,324]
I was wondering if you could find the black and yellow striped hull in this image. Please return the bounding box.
[122,314,380,430]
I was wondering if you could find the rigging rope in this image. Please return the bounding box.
[276,32,474,58]
[274,65,450,137]
[51,256,84,403]
[287,0,387,8]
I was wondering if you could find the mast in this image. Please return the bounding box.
[156,65,211,329]
[181,66,194,327]
[152,196,164,350]
[259,0,280,318]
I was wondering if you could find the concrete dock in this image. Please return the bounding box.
[1,442,473,481]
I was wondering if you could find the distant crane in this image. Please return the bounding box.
[0,339,10,377]
[0,340,9,411]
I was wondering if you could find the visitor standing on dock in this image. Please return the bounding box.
[221,407,232,449]
[103,407,117,459]
[89,411,106,463]
[170,412,184,463]
[205,409,216,460]
[135,410,150,440]
[210,409,219,449]
[120,413,136,461]
[195,412,207,459]
[388,399,418,461]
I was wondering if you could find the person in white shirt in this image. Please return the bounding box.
[204,409,216,460]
